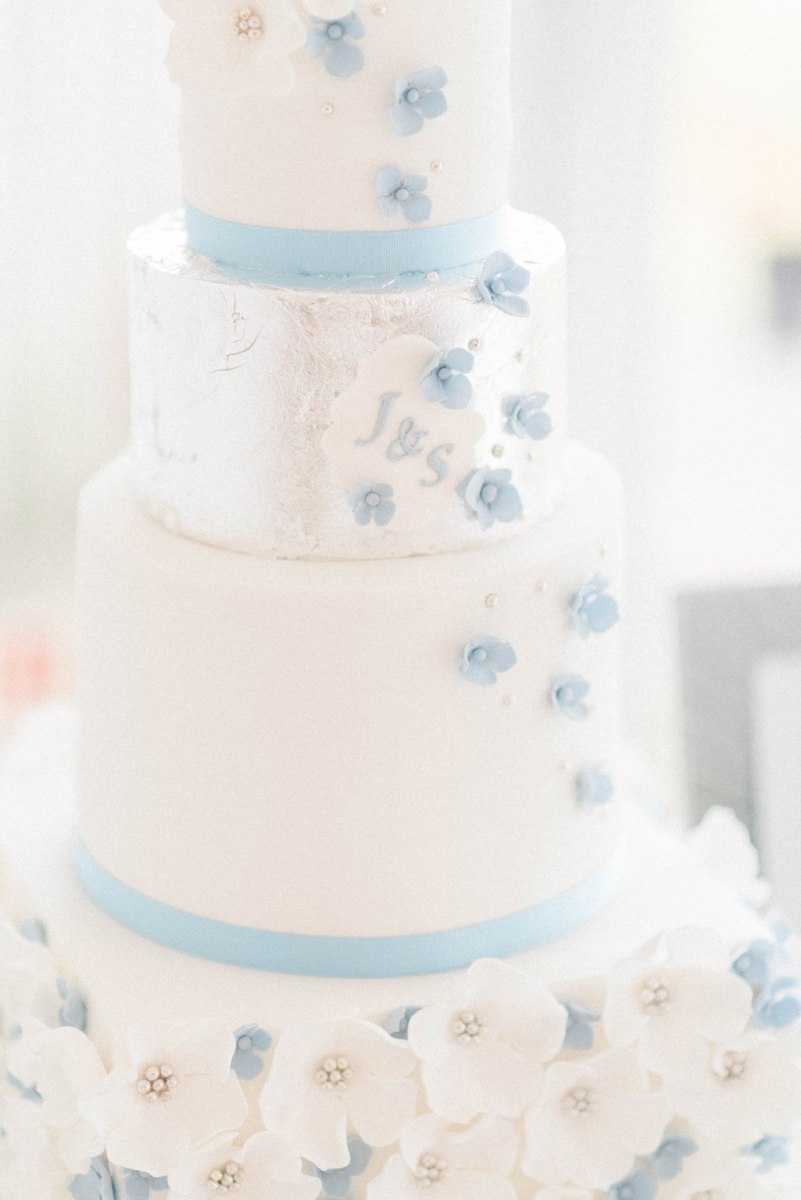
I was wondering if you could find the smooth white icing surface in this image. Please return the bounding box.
[129,211,566,559]
[0,704,768,1061]
[172,1,512,232]
[76,446,622,938]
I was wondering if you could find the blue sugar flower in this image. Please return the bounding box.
[571,575,620,639]
[576,764,615,810]
[384,1006,421,1039]
[314,1138,372,1199]
[607,1168,658,1200]
[349,483,396,527]
[752,976,801,1029]
[18,917,47,944]
[232,1023,272,1080]
[475,250,531,317]
[58,979,88,1032]
[551,674,591,721]
[456,467,523,530]
[560,1000,600,1051]
[649,1135,699,1181]
[421,347,474,409]
[744,1135,792,1174]
[389,66,448,136]
[376,167,432,224]
[306,13,365,79]
[503,392,552,440]
[121,1172,169,1200]
[69,1158,116,1200]
[460,636,517,687]
[733,939,776,988]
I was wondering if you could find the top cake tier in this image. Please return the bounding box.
[161,0,513,278]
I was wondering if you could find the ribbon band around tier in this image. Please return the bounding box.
[184,204,510,286]
[74,839,626,978]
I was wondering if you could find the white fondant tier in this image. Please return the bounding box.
[3,706,800,1197]
[166,1,512,235]
[129,211,566,560]
[76,446,622,942]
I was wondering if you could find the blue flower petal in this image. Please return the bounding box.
[501,264,531,293]
[440,373,472,409]
[376,166,402,195]
[482,250,515,278]
[445,347,474,373]
[305,27,330,58]
[491,292,531,318]
[487,639,517,672]
[340,12,365,38]
[389,105,423,137]
[489,483,523,523]
[418,89,448,119]
[373,500,396,526]
[409,66,448,91]
[402,192,432,224]
[327,39,364,79]
[404,174,429,194]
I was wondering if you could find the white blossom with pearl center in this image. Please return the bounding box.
[259,1016,417,1171]
[603,926,754,1071]
[366,1114,518,1200]
[408,958,567,1124]
[79,1020,248,1178]
[159,0,305,98]
[522,1048,671,1190]
[5,1018,106,1174]
[167,1131,320,1200]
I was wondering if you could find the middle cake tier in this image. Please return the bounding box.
[129,209,566,559]
[75,442,624,974]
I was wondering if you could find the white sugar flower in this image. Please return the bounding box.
[6,1017,106,1173]
[685,806,771,907]
[658,1029,801,1149]
[169,1130,320,1200]
[80,1020,248,1177]
[522,1048,671,1190]
[0,1097,74,1200]
[408,958,566,1123]
[603,926,753,1071]
[160,0,305,98]
[367,1114,518,1200]
[260,1016,417,1171]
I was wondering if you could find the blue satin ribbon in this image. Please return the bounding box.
[184,204,509,288]
[74,839,625,978]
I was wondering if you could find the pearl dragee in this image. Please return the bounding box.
[315,1055,354,1091]
[208,1161,245,1193]
[713,1049,748,1082]
[451,1010,484,1043]
[137,1063,178,1103]
[414,1153,448,1187]
[232,8,263,40]
[640,975,670,1014]
[563,1085,594,1116]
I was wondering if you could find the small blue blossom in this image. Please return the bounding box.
[744,1135,792,1174]
[306,13,365,79]
[18,917,47,944]
[389,66,448,136]
[456,467,523,530]
[571,575,620,639]
[314,1138,372,1199]
[752,976,801,1029]
[576,764,615,810]
[475,250,531,317]
[58,979,88,1032]
[460,636,517,687]
[121,1172,169,1200]
[376,167,432,224]
[607,1167,657,1200]
[650,1135,699,1181]
[231,1023,272,1080]
[421,347,474,409]
[551,675,592,721]
[69,1158,116,1200]
[503,392,552,440]
[384,1006,421,1039]
[348,483,396,527]
[560,1000,600,1051]
[6,1071,42,1103]
[733,939,777,988]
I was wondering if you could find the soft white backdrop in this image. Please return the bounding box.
[1,1,800,808]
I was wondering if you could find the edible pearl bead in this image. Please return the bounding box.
[430,159,443,172]
[321,102,334,115]
[485,593,499,608]
[491,444,504,457]
[468,337,480,352]
[535,579,548,593]
[425,271,439,282]
[372,1,387,11]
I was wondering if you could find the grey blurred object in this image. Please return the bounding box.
[677,584,801,838]
[772,255,801,335]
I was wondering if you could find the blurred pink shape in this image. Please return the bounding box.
[2,628,57,708]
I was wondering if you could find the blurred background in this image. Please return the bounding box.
[1,3,800,904]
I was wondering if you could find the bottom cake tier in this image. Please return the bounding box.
[1,704,800,1199]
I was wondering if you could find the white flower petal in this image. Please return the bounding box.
[472,1038,543,1117]
[407,1004,454,1064]
[105,1101,191,1177]
[367,1153,418,1200]
[347,1073,418,1147]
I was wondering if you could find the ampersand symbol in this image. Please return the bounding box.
[387,417,428,461]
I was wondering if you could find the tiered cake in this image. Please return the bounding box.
[2,3,801,1197]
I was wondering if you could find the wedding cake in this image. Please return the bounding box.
[2,3,800,1197]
